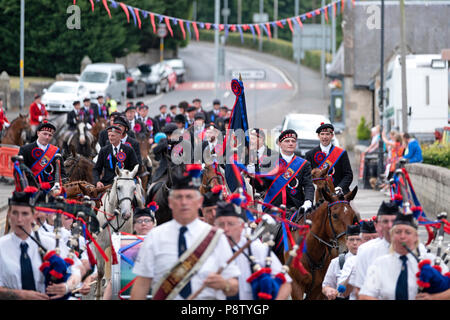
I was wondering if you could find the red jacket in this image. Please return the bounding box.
[0,108,9,130]
[29,102,48,125]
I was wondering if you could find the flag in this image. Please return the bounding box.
[225,77,250,192]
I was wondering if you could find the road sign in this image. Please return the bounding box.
[157,24,167,38]
[252,13,269,24]
[230,69,266,80]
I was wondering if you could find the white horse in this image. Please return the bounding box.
[94,164,139,299]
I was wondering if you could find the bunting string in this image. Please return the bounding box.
[77,0,354,41]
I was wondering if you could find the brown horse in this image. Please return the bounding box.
[200,164,225,194]
[1,114,31,146]
[91,118,108,146]
[64,152,95,184]
[287,186,358,300]
[64,180,111,208]
[311,166,335,203]
[135,132,152,192]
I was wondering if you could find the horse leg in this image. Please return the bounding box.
[291,279,305,300]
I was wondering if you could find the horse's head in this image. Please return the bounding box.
[320,186,358,252]
[77,122,87,145]
[64,153,80,171]
[114,164,139,220]
[92,118,107,137]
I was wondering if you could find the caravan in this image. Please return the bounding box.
[384,54,448,142]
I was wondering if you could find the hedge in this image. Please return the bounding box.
[198,30,331,72]
[422,143,450,169]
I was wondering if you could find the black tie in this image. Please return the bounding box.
[114,147,118,155]
[395,255,409,300]
[178,226,191,298]
[20,242,36,291]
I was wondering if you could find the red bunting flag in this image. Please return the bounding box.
[219,24,224,31]
[287,18,294,33]
[192,22,199,41]
[230,25,236,32]
[306,12,312,19]
[315,9,321,15]
[342,0,345,13]
[165,16,173,37]
[102,0,111,18]
[89,0,94,12]
[119,2,130,23]
[243,24,250,31]
[295,16,303,28]
[333,2,337,17]
[150,13,156,33]
[265,23,272,39]
[73,0,76,4]
[352,0,355,7]
[134,8,141,29]
[205,23,211,30]
[179,19,186,40]
[254,24,261,38]
[276,20,284,28]
[324,6,329,23]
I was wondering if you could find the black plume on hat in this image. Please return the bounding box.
[377,201,401,216]
[8,191,36,207]
[360,220,377,234]
[171,171,199,190]
[134,207,155,223]
[346,224,360,236]
[393,213,418,229]
[215,201,242,219]
[202,191,221,208]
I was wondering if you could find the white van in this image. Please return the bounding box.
[78,63,127,104]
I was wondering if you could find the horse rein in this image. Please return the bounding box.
[308,200,350,250]
[102,177,135,233]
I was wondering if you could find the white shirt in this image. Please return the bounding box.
[360,248,448,300]
[352,237,387,289]
[232,229,292,300]
[112,142,121,155]
[133,218,241,300]
[322,252,354,289]
[337,254,358,300]
[320,143,332,155]
[280,152,294,164]
[0,232,56,292]
[36,141,48,151]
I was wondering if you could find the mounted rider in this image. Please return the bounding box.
[18,121,66,186]
[305,122,353,194]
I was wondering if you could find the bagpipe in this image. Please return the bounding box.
[389,159,450,294]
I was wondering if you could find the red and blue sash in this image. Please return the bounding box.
[263,156,307,207]
[318,145,345,174]
[30,144,59,179]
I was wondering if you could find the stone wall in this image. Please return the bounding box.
[405,163,450,220]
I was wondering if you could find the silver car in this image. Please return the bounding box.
[165,58,186,83]
[41,81,89,113]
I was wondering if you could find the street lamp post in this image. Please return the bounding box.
[20,0,25,112]
[377,0,385,188]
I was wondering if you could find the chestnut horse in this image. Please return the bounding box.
[64,152,95,184]
[200,164,225,195]
[311,166,335,203]
[1,114,31,146]
[286,186,358,300]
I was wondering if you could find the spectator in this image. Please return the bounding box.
[402,133,423,163]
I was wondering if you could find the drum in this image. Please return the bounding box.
[111,233,151,300]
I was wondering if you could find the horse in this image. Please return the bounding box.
[64,180,111,208]
[91,118,108,147]
[69,122,96,159]
[146,154,184,226]
[64,152,95,184]
[286,186,359,300]
[94,164,139,299]
[134,131,153,193]
[0,114,31,146]
[200,164,225,194]
[311,166,335,203]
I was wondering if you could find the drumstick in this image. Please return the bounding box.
[71,280,97,294]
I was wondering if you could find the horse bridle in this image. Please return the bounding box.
[103,177,135,232]
[309,200,350,250]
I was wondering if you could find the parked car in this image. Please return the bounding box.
[272,113,341,156]
[165,58,186,83]
[41,81,89,113]
[78,63,127,104]
[161,62,177,92]
[126,67,147,98]
[137,63,166,95]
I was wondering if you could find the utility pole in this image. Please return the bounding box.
[20,0,25,111]
[237,0,242,24]
[193,0,197,21]
[214,0,220,99]
[399,0,408,133]
[295,0,301,87]
[223,0,228,25]
[274,0,278,39]
[378,0,385,187]
[321,0,326,98]
[331,0,336,59]
[258,0,263,52]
